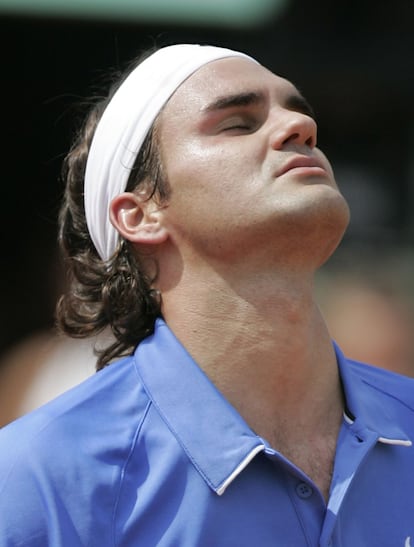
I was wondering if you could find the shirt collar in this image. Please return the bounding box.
[134,320,411,495]
[335,342,412,446]
[133,318,265,495]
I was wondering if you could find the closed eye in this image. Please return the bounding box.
[199,90,265,135]
[218,115,258,134]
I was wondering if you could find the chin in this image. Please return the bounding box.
[315,194,350,264]
[301,182,350,220]
[290,188,351,265]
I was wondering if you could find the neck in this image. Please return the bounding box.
[159,257,344,500]
[160,263,343,441]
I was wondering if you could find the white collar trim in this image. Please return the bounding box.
[216,444,265,496]
[343,411,412,447]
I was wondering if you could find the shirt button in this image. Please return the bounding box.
[295,482,313,499]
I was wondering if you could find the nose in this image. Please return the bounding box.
[269,110,317,150]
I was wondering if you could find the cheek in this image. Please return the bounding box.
[166,139,261,188]
[161,143,258,237]
[164,139,258,197]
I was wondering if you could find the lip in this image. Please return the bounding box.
[277,155,327,177]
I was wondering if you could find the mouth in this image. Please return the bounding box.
[277,155,328,178]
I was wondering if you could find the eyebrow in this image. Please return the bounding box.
[200,89,315,119]
[201,91,265,113]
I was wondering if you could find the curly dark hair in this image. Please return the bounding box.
[56,56,170,370]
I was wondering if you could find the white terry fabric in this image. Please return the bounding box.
[84,43,255,261]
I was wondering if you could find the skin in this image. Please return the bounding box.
[111,57,351,501]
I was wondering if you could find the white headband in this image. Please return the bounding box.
[84,43,255,261]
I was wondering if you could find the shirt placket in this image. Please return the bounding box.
[319,419,380,547]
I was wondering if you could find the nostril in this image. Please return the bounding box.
[305,136,313,147]
[282,132,300,145]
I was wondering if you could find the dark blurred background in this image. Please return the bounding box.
[0,0,413,360]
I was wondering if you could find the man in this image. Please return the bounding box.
[0,43,413,546]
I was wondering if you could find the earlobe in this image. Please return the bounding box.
[109,192,168,246]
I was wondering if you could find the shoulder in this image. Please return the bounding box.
[0,354,151,469]
[0,354,151,544]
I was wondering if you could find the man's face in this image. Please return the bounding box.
[155,57,349,267]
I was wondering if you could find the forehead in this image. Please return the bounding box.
[161,57,297,118]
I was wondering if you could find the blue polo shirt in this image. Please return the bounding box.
[1,318,414,546]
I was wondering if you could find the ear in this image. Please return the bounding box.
[109,192,168,246]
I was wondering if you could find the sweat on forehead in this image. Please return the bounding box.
[84,44,258,262]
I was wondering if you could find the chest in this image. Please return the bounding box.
[265,430,339,502]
